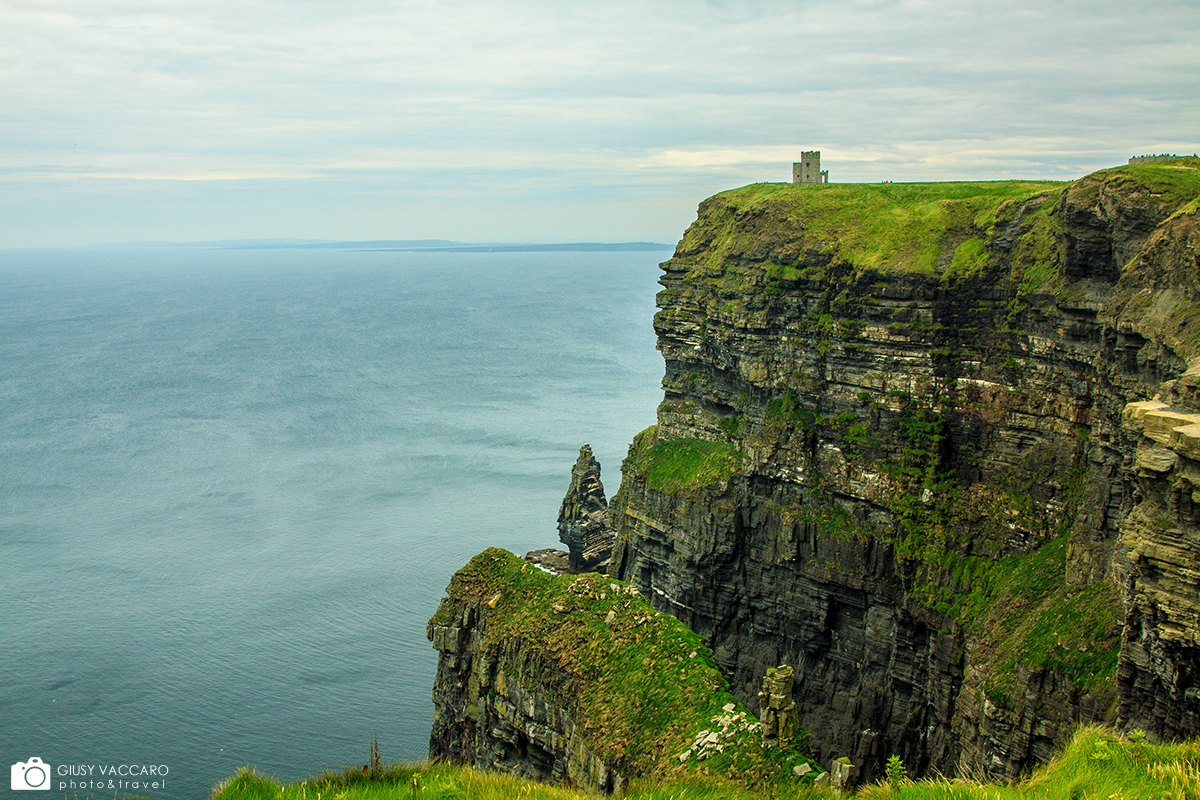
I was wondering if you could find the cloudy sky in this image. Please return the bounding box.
[1,0,1196,247]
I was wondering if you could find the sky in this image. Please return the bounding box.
[1,0,1197,247]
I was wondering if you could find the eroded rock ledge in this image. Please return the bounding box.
[1119,399,1200,737]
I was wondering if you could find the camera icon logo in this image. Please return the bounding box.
[11,758,51,790]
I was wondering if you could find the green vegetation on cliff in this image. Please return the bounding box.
[677,179,1062,280]
[1078,159,1200,213]
[212,726,1200,799]
[429,548,813,784]
[623,425,742,494]
[977,535,1122,702]
[672,157,1199,294]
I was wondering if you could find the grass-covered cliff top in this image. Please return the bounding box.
[429,547,814,782]
[213,726,1200,799]
[671,157,1200,287]
[622,425,742,495]
[678,179,1060,279]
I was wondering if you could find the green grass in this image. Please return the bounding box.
[212,762,809,799]
[677,179,1063,281]
[212,727,1200,799]
[859,726,1200,800]
[944,237,990,282]
[978,536,1121,699]
[1079,157,1200,211]
[624,426,742,495]
[1007,189,1066,293]
[667,159,1200,304]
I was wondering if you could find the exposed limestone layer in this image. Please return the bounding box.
[557,445,614,571]
[607,160,1200,782]
[1119,401,1200,737]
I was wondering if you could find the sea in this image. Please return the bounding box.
[0,244,667,798]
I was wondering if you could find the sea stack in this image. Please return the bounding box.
[557,444,613,572]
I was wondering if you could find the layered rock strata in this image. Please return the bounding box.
[428,597,617,791]
[427,552,626,792]
[558,444,614,571]
[1118,398,1200,737]
[605,160,1200,782]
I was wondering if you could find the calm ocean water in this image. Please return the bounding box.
[0,246,665,798]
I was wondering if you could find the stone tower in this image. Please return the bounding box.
[793,151,829,184]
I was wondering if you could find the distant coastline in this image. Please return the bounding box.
[77,239,675,253]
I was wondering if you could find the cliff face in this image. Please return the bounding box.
[427,550,643,792]
[428,595,617,790]
[606,160,1200,782]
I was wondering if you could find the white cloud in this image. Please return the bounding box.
[0,0,1196,244]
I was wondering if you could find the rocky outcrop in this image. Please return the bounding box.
[758,665,800,748]
[524,547,572,573]
[428,595,619,791]
[605,160,1200,782]
[427,548,816,792]
[558,445,614,571]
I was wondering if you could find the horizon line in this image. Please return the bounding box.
[2,238,677,254]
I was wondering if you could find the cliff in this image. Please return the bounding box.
[605,158,1200,783]
[427,548,818,792]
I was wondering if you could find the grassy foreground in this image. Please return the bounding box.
[212,726,1199,799]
